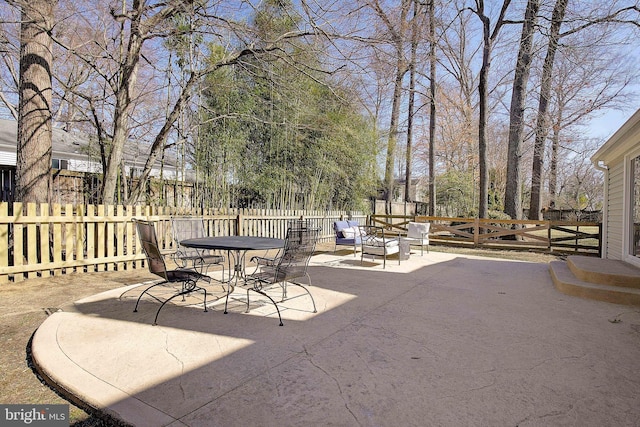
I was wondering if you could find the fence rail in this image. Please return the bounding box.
[370,214,601,255]
[0,202,365,283]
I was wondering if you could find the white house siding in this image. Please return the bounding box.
[606,159,625,260]
[0,151,16,166]
[68,158,102,173]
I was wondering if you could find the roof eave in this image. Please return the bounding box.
[591,108,640,165]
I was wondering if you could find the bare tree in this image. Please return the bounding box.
[404,0,421,204]
[365,0,415,212]
[504,0,540,220]
[528,1,640,219]
[14,0,56,203]
[0,5,20,120]
[98,0,198,205]
[427,0,437,216]
[546,43,638,208]
[554,138,603,214]
[470,0,512,218]
[528,0,567,219]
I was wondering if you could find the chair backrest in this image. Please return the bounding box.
[171,217,208,257]
[134,219,169,280]
[358,225,387,246]
[334,220,359,234]
[275,227,320,281]
[407,222,430,239]
[288,218,311,230]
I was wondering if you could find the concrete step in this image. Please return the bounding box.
[567,255,640,289]
[549,261,640,306]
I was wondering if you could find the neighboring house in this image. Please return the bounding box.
[0,118,190,203]
[591,108,640,268]
[375,177,428,203]
[393,177,429,202]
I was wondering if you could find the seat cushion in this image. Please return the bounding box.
[364,237,399,248]
[402,236,427,244]
[363,243,399,256]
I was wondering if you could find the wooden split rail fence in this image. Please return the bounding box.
[370,215,601,255]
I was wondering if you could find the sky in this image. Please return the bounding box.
[588,107,639,141]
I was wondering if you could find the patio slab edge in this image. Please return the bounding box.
[30,286,178,427]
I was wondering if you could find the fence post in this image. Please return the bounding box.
[236,212,242,236]
[598,223,603,257]
[473,218,480,246]
[0,202,8,283]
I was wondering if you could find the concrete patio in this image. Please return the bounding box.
[31,250,640,426]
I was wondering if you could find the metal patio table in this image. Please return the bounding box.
[180,236,285,314]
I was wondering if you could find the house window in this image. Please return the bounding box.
[632,155,640,257]
[52,158,68,170]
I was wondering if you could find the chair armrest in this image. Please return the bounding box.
[250,255,279,267]
[161,248,177,257]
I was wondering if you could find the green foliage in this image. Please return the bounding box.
[487,210,512,221]
[254,0,298,40]
[435,170,475,217]
[192,2,378,210]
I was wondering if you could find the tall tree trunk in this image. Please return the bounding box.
[404,0,420,203]
[548,106,563,208]
[428,0,436,216]
[384,62,407,213]
[529,0,568,219]
[477,36,490,219]
[377,0,412,215]
[101,0,194,205]
[504,0,540,220]
[101,0,145,205]
[15,0,56,203]
[474,0,511,219]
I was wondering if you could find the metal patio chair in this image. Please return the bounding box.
[239,226,320,326]
[171,216,225,279]
[133,219,210,325]
[250,218,312,269]
[359,225,400,268]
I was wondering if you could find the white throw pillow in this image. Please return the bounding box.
[341,227,356,239]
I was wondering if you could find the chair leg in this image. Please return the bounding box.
[135,279,208,325]
[151,285,207,325]
[133,281,169,313]
[246,288,283,326]
[288,281,318,314]
[223,280,233,314]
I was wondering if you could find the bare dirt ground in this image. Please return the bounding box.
[0,244,561,426]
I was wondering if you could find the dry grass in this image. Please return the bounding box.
[428,245,563,263]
